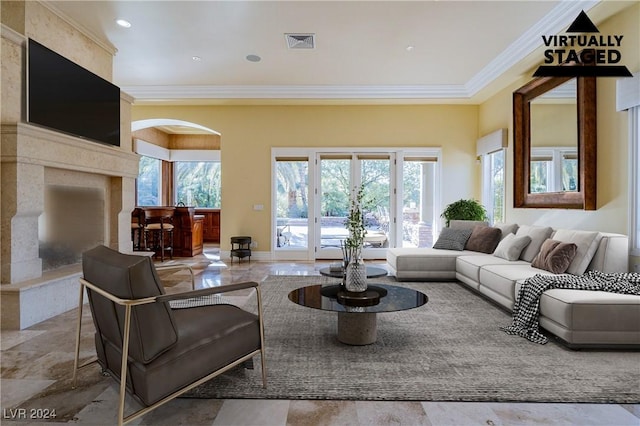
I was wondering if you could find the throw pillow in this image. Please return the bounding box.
[492,223,519,240]
[515,225,554,262]
[551,229,603,275]
[465,225,502,254]
[531,239,578,274]
[493,233,532,261]
[433,228,473,251]
[449,220,489,231]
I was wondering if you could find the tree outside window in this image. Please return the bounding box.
[174,161,221,208]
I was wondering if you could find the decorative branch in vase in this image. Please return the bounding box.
[343,184,368,292]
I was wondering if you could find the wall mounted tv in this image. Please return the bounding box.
[27,38,121,147]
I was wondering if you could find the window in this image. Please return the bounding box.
[136,155,161,206]
[482,149,505,224]
[401,157,438,247]
[174,161,221,208]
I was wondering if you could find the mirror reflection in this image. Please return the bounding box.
[529,79,578,194]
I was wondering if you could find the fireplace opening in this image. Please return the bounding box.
[39,185,105,271]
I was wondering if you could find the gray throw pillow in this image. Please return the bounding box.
[433,228,473,251]
[531,239,578,274]
[551,229,603,275]
[515,225,554,262]
[450,220,489,231]
[492,223,519,240]
[465,225,502,254]
[493,233,532,261]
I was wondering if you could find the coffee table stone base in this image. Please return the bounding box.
[337,312,377,345]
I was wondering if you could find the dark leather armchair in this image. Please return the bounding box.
[72,245,266,425]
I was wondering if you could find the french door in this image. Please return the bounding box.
[273,148,441,260]
[316,153,393,259]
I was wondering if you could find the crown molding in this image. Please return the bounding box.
[465,0,600,97]
[1,24,26,45]
[122,84,471,101]
[39,1,117,56]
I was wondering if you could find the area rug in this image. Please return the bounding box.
[183,275,640,403]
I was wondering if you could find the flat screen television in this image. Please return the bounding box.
[27,38,121,147]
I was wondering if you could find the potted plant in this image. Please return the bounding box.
[440,199,488,227]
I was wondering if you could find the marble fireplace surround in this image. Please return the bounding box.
[1,122,139,329]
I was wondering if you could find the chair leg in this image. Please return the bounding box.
[159,228,165,262]
[256,285,267,388]
[72,284,85,388]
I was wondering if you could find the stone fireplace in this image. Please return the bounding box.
[1,123,139,329]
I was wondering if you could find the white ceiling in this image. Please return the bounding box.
[47,0,630,104]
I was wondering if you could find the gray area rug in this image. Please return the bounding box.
[183,275,640,402]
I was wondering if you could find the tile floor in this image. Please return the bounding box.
[1,245,639,425]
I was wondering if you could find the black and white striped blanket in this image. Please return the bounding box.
[501,271,640,344]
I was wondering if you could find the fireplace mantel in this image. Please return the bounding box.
[1,123,139,178]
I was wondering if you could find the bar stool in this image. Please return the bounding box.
[144,208,175,262]
[131,208,144,251]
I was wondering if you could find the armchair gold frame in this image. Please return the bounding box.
[72,278,266,426]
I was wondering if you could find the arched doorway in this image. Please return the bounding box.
[131,119,222,247]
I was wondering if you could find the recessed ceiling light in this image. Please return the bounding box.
[246,54,261,63]
[406,45,415,52]
[116,19,132,28]
[192,56,202,62]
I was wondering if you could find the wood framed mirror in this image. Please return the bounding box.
[513,74,596,209]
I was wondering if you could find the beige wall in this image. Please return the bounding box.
[132,105,479,251]
[478,2,639,269]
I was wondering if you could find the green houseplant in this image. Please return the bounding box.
[440,199,488,227]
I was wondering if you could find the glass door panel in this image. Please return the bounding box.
[275,159,309,249]
[360,157,391,255]
[317,157,351,258]
[401,159,436,248]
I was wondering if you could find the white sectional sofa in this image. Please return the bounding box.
[386,222,640,348]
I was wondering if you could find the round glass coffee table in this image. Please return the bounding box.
[288,284,428,345]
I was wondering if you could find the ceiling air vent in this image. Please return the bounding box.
[285,33,315,49]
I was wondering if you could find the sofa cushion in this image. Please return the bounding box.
[551,229,603,275]
[587,233,630,273]
[531,239,578,274]
[493,233,532,261]
[450,220,489,230]
[465,225,502,254]
[515,225,554,262]
[433,228,473,251]
[538,289,640,345]
[387,247,474,281]
[479,264,555,310]
[457,255,528,283]
[493,223,519,240]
